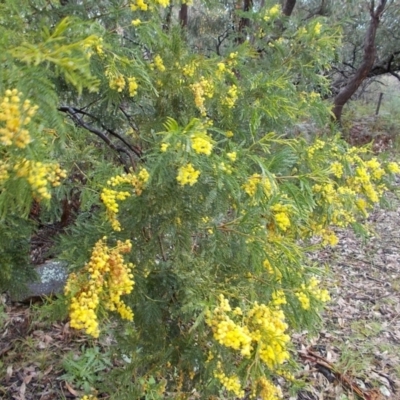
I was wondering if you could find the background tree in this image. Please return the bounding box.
[186,0,398,122]
[290,0,398,121]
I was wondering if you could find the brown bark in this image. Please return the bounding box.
[282,0,296,17]
[332,0,387,123]
[236,0,252,44]
[179,3,188,28]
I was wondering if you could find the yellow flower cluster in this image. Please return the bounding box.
[182,62,197,77]
[80,395,98,400]
[222,84,238,108]
[243,174,272,197]
[152,55,166,72]
[263,259,282,282]
[387,162,400,174]
[270,204,291,231]
[308,142,397,237]
[214,362,244,398]
[216,62,226,79]
[138,168,150,183]
[365,158,385,180]
[248,303,290,368]
[101,169,150,230]
[330,161,343,178]
[176,163,200,186]
[264,4,281,22]
[65,238,134,338]
[320,228,339,246]
[355,197,368,215]
[271,290,287,307]
[160,142,169,152]
[352,166,380,203]
[312,182,336,204]
[155,0,169,6]
[190,132,213,155]
[312,182,357,228]
[212,313,252,355]
[206,295,290,370]
[227,52,238,66]
[309,276,330,302]
[190,82,206,115]
[181,61,197,77]
[252,376,283,400]
[216,161,233,174]
[190,77,214,116]
[313,22,322,35]
[216,61,234,79]
[307,139,325,157]
[83,36,104,57]
[131,0,148,11]
[15,159,66,200]
[0,89,38,148]
[227,151,237,162]
[106,69,126,92]
[297,27,307,35]
[308,91,321,102]
[296,276,330,310]
[217,62,226,72]
[0,161,9,184]
[295,291,310,310]
[276,368,295,381]
[202,78,215,96]
[128,77,138,96]
[109,168,150,192]
[101,189,131,231]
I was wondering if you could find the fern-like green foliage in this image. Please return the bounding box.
[0,217,37,298]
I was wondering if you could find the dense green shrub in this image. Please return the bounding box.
[1,1,399,399]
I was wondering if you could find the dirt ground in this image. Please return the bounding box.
[295,187,400,400]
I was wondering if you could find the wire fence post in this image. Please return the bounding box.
[375,92,384,115]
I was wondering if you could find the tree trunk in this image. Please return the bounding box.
[332,0,387,123]
[179,3,188,28]
[236,0,252,44]
[282,0,296,17]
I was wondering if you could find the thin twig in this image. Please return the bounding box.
[58,106,133,172]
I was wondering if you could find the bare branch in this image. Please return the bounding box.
[215,27,231,56]
[58,106,138,172]
[62,106,143,159]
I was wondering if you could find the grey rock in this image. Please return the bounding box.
[11,260,68,302]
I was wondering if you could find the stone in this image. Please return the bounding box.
[11,260,68,302]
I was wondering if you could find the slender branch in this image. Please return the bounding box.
[118,106,140,134]
[389,70,400,81]
[215,27,231,56]
[58,106,135,172]
[343,62,356,70]
[66,106,142,158]
[158,235,167,262]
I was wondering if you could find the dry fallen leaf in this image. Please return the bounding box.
[64,381,79,397]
